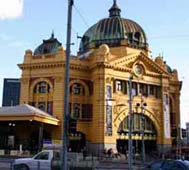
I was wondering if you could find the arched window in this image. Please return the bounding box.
[34,81,50,94]
[70,83,85,95]
[118,114,156,135]
[31,81,52,115]
[69,81,92,120]
[134,32,141,41]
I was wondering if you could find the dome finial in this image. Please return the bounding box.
[109,0,121,17]
[51,30,55,39]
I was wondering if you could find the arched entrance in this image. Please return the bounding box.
[116,113,157,155]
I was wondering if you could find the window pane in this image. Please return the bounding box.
[81,104,92,119]
[34,152,49,160]
[116,80,122,91]
[72,103,80,118]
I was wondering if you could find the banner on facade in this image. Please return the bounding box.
[163,94,170,138]
[106,85,112,136]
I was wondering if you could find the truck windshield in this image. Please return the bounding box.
[34,151,49,160]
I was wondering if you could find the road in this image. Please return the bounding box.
[0,157,14,170]
[0,156,148,170]
[96,159,147,170]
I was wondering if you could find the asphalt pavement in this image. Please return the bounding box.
[0,157,14,170]
[0,155,150,170]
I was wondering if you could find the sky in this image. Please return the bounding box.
[0,0,189,128]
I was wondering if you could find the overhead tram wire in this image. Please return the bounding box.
[73,5,90,28]
[73,4,97,37]
[73,4,189,42]
[64,3,91,54]
[72,4,93,53]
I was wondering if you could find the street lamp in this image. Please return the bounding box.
[62,0,74,170]
[177,124,182,159]
[128,75,133,170]
[136,95,147,166]
[116,75,134,170]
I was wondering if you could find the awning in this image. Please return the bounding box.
[0,104,60,126]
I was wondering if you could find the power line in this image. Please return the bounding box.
[73,5,90,28]
[71,4,91,54]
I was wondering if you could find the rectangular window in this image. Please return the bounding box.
[123,81,127,94]
[116,80,122,91]
[139,83,148,96]
[155,86,161,98]
[132,82,138,96]
[81,104,92,120]
[72,103,80,119]
[149,85,154,95]
[139,83,143,95]
[114,80,127,94]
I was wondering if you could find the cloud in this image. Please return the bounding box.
[0,0,23,20]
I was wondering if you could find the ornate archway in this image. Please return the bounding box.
[116,113,157,154]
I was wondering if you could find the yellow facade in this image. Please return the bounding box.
[18,44,181,154]
[18,1,181,155]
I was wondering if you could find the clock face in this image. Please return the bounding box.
[134,64,143,76]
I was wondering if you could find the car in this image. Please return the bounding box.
[148,159,189,170]
[13,149,87,170]
[147,160,164,170]
[13,150,55,170]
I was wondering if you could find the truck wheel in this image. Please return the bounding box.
[19,164,29,170]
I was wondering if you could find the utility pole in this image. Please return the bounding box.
[62,0,73,170]
[128,75,133,170]
[141,96,147,166]
[177,124,182,159]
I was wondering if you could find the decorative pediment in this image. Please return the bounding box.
[108,52,168,76]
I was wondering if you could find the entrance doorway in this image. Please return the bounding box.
[117,139,157,155]
[69,132,86,152]
[117,113,157,155]
[0,122,17,151]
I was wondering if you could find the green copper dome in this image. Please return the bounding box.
[34,33,62,55]
[79,0,148,54]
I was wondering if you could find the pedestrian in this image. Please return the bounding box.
[107,148,113,158]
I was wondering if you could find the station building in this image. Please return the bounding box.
[0,1,182,155]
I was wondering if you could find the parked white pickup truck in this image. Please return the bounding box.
[13,150,61,170]
[13,149,96,170]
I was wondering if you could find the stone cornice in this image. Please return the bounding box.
[89,62,168,79]
[18,61,89,71]
[18,62,63,70]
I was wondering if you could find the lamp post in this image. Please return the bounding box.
[177,124,182,159]
[140,96,147,166]
[136,94,147,166]
[62,0,73,170]
[38,123,44,152]
[128,75,133,170]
